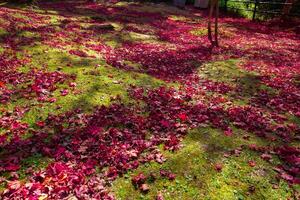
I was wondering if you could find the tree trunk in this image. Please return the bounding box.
[214,0,219,47]
[208,0,219,47]
[282,0,295,16]
[208,1,214,44]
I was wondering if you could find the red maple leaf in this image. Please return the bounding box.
[178,113,188,121]
[0,81,5,88]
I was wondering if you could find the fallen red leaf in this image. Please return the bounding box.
[248,160,256,167]
[140,183,150,193]
[0,81,5,88]
[214,163,223,172]
[224,128,233,137]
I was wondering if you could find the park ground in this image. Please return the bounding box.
[0,0,300,199]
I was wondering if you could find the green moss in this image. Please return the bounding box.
[9,44,166,127]
[18,154,52,179]
[18,31,39,38]
[225,1,256,19]
[101,31,162,48]
[198,59,244,83]
[126,32,158,42]
[47,15,62,25]
[198,59,279,107]
[114,2,131,7]
[0,46,5,54]
[288,114,300,126]
[127,4,186,15]
[168,15,189,22]
[112,127,294,199]
[190,28,208,36]
[0,27,8,37]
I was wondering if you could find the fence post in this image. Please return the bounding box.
[252,0,259,20]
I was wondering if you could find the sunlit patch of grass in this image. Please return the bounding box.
[0,37,171,192]
[33,8,59,15]
[168,14,203,24]
[191,25,236,38]
[198,59,244,83]
[130,3,186,15]
[198,59,279,106]
[46,14,62,25]
[0,27,8,37]
[105,31,159,45]
[18,31,40,38]
[226,1,255,19]
[114,1,131,7]
[0,38,170,191]
[125,32,158,42]
[190,28,208,36]
[101,30,168,48]
[111,22,124,31]
[112,127,294,199]
[11,12,28,20]
[168,15,189,22]
[9,44,167,126]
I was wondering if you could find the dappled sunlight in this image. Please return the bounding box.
[0,0,299,199]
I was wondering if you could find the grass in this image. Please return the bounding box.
[112,127,294,200]
[197,59,278,105]
[0,39,166,126]
[190,28,208,36]
[0,30,169,192]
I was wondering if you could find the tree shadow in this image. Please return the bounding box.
[0,2,299,197]
[1,0,212,81]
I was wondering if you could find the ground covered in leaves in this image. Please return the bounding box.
[0,0,300,199]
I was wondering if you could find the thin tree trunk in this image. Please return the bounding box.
[208,0,219,47]
[214,0,219,47]
[282,0,295,16]
[208,0,214,45]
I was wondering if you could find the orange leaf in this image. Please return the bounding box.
[0,81,5,88]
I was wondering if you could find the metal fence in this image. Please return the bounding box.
[222,0,300,20]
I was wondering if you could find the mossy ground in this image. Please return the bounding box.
[112,128,293,200]
[0,1,299,199]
